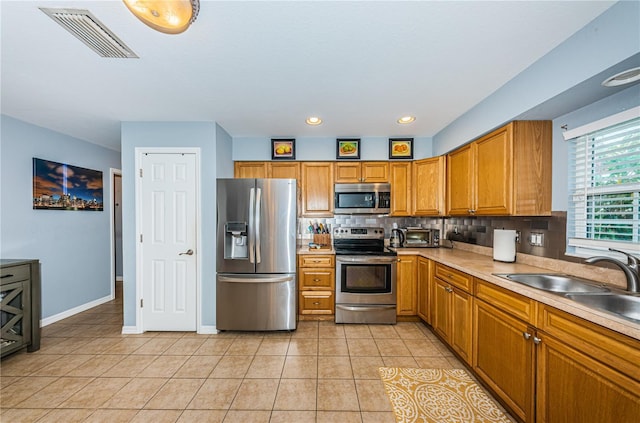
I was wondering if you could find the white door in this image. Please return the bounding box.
[141,153,197,331]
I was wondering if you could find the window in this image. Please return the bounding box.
[565,107,640,258]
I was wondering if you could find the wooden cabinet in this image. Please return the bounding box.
[298,254,335,316]
[416,257,431,323]
[396,255,417,316]
[389,162,412,216]
[413,156,445,216]
[268,162,300,179]
[234,161,267,178]
[431,263,474,364]
[301,162,334,217]
[334,162,388,183]
[446,120,552,216]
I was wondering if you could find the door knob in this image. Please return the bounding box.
[179,249,194,256]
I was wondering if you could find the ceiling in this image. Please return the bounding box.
[1,1,618,152]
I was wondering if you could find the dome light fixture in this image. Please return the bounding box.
[123,0,200,34]
[305,116,323,126]
[397,115,416,124]
[602,67,640,87]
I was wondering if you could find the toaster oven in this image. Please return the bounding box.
[404,228,440,247]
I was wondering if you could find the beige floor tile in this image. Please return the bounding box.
[0,353,64,376]
[102,377,167,409]
[316,411,363,422]
[375,339,411,357]
[0,376,58,408]
[187,378,242,410]
[395,323,428,339]
[347,338,380,356]
[447,355,466,368]
[281,355,317,379]
[102,338,151,354]
[132,409,182,422]
[144,378,205,409]
[131,337,178,355]
[290,321,319,339]
[84,409,139,423]
[59,377,130,408]
[414,356,455,369]
[0,375,21,388]
[66,354,122,377]
[105,354,157,377]
[31,354,94,376]
[36,337,92,354]
[318,356,354,379]
[163,338,207,355]
[287,338,318,355]
[138,355,189,378]
[355,379,393,412]
[77,338,122,354]
[402,338,441,356]
[369,325,400,339]
[225,338,261,355]
[270,410,316,422]
[36,408,95,422]
[230,379,279,410]
[361,411,397,423]
[245,355,285,378]
[195,339,233,355]
[222,410,271,423]
[174,355,221,378]
[273,378,317,411]
[382,356,420,368]
[343,324,373,338]
[317,379,359,411]
[318,338,349,356]
[256,338,290,355]
[0,408,50,422]
[209,355,253,378]
[14,376,93,408]
[177,409,226,422]
[319,323,345,339]
[351,356,385,380]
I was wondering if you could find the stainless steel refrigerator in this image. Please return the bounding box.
[216,178,297,331]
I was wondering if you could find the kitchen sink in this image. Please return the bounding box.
[564,293,640,323]
[494,273,610,293]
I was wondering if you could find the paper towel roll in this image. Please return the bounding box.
[493,229,517,262]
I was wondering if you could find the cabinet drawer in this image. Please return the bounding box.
[298,255,334,268]
[0,265,30,285]
[475,279,537,324]
[434,263,473,293]
[300,290,334,314]
[300,269,335,289]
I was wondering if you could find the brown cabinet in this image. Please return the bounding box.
[416,256,431,323]
[298,254,335,316]
[446,120,552,216]
[334,162,388,183]
[389,162,412,216]
[301,162,334,217]
[234,161,267,178]
[268,162,300,179]
[413,156,445,216]
[396,255,417,316]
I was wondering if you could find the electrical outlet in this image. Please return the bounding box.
[530,232,544,246]
[515,231,521,243]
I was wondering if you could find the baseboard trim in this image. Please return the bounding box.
[198,325,218,335]
[40,294,113,327]
[121,325,143,334]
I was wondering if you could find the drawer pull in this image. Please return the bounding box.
[523,332,531,340]
[1,274,14,278]
[313,278,321,282]
[533,336,542,345]
[445,286,453,293]
[313,302,320,305]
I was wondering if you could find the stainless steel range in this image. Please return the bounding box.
[333,227,398,324]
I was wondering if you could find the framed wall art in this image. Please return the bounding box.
[271,139,296,160]
[389,138,413,159]
[33,158,104,211]
[336,138,360,159]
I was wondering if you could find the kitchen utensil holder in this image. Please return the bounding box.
[313,234,331,249]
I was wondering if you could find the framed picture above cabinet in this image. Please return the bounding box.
[336,138,360,159]
[271,139,296,160]
[389,138,413,159]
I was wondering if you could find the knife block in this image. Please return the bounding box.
[313,234,331,249]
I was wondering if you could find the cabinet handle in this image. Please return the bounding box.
[313,302,320,305]
[313,278,321,282]
[533,336,542,345]
[445,286,453,293]
[523,332,531,340]
[468,209,476,214]
[1,274,14,278]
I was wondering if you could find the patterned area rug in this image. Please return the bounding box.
[379,367,514,423]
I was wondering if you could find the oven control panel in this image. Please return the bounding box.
[333,227,385,239]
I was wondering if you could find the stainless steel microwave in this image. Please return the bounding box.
[404,228,440,247]
[334,183,391,214]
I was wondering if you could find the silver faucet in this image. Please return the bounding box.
[585,248,640,293]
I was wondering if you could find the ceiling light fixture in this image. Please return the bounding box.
[397,116,416,124]
[602,67,640,87]
[305,117,323,126]
[123,0,200,34]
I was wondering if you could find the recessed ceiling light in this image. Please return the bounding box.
[397,116,416,124]
[602,67,640,87]
[305,116,323,125]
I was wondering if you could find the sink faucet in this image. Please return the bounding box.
[585,248,640,293]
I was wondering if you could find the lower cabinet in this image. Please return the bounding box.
[297,254,335,317]
[416,257,431,323]
[396,255,417,316]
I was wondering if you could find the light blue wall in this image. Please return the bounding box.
[233,136,433,161]
[0,115,121,319]
[120,122,218,328]
[216,124,234,177]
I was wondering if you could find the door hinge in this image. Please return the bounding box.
[139,168,143,177]
[140,298,143,308]
[140,234,143,242]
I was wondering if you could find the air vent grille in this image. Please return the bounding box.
[40,8,138,59]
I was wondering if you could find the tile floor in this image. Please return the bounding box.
[1,284,468,423]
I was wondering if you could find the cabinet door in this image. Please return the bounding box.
[396,255,417,316]
[446,144,474,215]
[389,162,412,216]
[334,162,361,183]
[416,257,431,323]
[450,287,473,364]
[475,126,512,215]
[413,156,445,216]
[234,161,267,178]
[536,333,640,423]
[431,278,450,342]
[268,162,300,179]
[299,268,335,290]
[301,162,334,216]
[361,162,389,182]
[474,300,535,422]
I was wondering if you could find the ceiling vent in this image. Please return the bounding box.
[40,8,138,59]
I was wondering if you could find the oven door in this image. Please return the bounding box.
[335,255,397,305]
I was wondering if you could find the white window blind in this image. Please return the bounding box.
[567,114,640,258]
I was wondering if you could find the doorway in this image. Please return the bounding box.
[110,169,123,301]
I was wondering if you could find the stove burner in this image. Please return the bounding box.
[332,226,396,256]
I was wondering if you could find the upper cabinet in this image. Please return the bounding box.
[268,162,300,180]
[301,162,334,217]
[413,156,445,216]
[234,161,267,178]
[389,162,412,216]
[446,121,552,216]
[334,162,389,183]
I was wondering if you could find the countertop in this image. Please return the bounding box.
[297,246,335,254]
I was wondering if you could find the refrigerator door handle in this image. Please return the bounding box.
[255,187,262,264]
[218,275,295,284]
[248,187,256,263]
